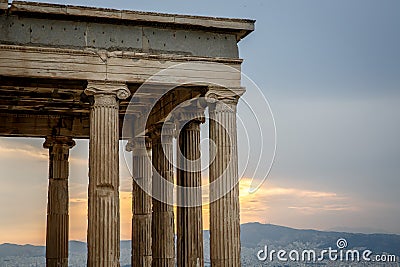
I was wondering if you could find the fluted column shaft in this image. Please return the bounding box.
[177,120,204,267]
[44,136,75,267]
[127,137,152,267]
[151,124,175,267]
[209,99,241,267]
[85,81,130,267]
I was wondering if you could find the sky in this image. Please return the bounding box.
[0,0,399,245]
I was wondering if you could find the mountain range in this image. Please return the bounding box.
[1,222,399,266]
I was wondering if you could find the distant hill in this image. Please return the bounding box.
[241,222,400,256]
[0,243,44,257]
[68,240,86,254]
[326,226,389,234]
[1,222,399,266]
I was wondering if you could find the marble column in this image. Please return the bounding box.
[208,98,241,267]
[85,81,130,267]
[176,116,204,267]
[127,136,152,267]
[150,123,175,267]
[43,136,75,267]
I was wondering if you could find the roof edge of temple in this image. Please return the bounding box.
[8,1,255,41]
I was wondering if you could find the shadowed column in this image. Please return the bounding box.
[209,97,241,267]
[177,115,204,267]
[127,136,152,267]
[43,136,75,267]
[85,81,130,267]
[150,123,175,267]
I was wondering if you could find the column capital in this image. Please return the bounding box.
[84,80,130,100]
[174,106,205,125]
[205,86,246,104]
[126,136,152,153]
[43,136,75,149]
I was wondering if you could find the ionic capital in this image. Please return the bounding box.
[205,86,245,104]
[126,136,152,153]
[43,136,76,149]
[85,80,130,100]
[174,106,205,126]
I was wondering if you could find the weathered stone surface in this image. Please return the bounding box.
[0,45,242,87]
[8,1,254,40]
[177,120,204,267]
[0,113,90,138]
[208,98,241,267]
[0,12,243,57]
[127,137,152,267]
[43,136,75,267]
[85,82,130,267]
[150,123,175,267]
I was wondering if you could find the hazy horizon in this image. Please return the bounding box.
[2,221,399,246]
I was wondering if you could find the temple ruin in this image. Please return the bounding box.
[0,1,254,266]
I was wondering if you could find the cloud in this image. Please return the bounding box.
[0,138,88,166]
[240,177,343,198]
[288,204,356,214]
[0,139,47,161]
[69,157,88,166]
[238,177,356,220]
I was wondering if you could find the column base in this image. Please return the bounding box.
[151,258,175,267]
[132,215,152,267]
[46,259,68,267]
[87,260,120,267]
[210,259,241,267]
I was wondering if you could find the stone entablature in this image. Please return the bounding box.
[0,1,254,58]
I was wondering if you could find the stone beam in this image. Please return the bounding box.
[8,1,254,42]
[0,45,242,88]
[0,113,90,138]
